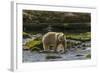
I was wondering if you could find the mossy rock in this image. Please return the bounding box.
[34,37,42,41]
[25,39,43,51]
[65,32,91,42]
[86,54,91,58]
[31,42,43,51]
[23,32,31,38]
[30,47,40,51]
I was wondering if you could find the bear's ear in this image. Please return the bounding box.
[59,32,64,37]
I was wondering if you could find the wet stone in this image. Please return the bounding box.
[76,54,84,57]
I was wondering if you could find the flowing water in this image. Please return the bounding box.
[23,46,91,62]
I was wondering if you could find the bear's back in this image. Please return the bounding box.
[42,32,56,44]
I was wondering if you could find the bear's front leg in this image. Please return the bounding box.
[43,44,49,52]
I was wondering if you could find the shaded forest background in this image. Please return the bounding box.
[23,10,91,33]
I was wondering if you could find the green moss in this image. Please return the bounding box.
[23,32,28,35]
[30,32,38,35]
[86,54,91,58]
[25,39,42,48]
[34,37,42,41]
[23,32,31,38]
[65,32,91,42]
[30,47,40,51]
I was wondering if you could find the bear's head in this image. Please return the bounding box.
[56,32,65,42]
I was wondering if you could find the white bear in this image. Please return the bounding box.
[42,32,66,53]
